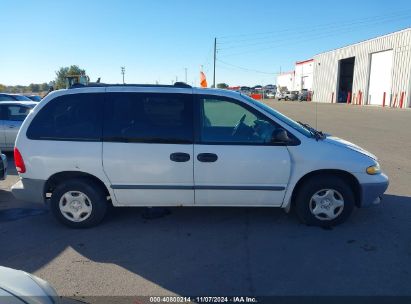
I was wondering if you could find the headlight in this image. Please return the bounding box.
[366,163,381,175]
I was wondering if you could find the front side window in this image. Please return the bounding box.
[199,96,288,145]
[242,94,312,138]
[27,93,102,141]
[1,105,32,121]
[104,93,193,144]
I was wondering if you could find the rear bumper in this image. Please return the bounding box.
[11,178,46,203]
[0,153,7,180]
[360,174,389,207]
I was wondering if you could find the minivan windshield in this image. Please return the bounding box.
[241,94,312,138]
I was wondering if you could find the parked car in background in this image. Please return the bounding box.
[277,91,298,101]
[0,149,6,180]
[290,91,299,100]
[275,91,284,99]
[0,266,59,304]
[12,84,388,228]
[0,93,32,102]
[266,91,276,99]
[24,94,42,102]
[240,86,251,95]
[263,84,276,91]
[299,90,309,101]
[0,101,37,151]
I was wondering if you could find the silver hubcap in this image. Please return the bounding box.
[59,191,92,222]
[309,189,344,221]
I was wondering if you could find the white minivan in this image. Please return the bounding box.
[11,83,388,228]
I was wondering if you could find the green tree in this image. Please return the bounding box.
[54,65,87,89]
[40,83,49,92]
[29,83,40,93]
[217,83,229,89]
[0,84,6,92]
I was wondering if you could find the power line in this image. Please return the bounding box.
[218,17,411,58]
[218,13,411,51]
[217,59,278,75]
[201,43,214,75]
[217,8,411,41]
[209,9,411,86]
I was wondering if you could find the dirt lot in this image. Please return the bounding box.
[0,101,410,300]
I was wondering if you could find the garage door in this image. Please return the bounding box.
[368,50,393,106]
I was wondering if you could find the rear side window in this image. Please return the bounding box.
[27,93,102,141]
[104,93,193,144]
[0,105,32,121]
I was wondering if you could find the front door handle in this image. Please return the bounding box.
[197,153,218,163]
[170,152,191,162]
[8,125,16,129]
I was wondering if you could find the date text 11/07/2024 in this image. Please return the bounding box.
[147,296,258,303]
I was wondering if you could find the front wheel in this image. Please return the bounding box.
[50,178,108,228]
[294,175,355,227]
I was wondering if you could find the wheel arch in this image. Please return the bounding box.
[290,169,361,209]
[44,171,110,199]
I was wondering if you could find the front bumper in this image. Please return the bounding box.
[360,173,389,207]
[11,178,46,203]
[0,153,7,180]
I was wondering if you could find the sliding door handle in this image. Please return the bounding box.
[197,153,218,163]
[170,152,191,162]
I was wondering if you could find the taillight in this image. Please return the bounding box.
[14,147,26,174]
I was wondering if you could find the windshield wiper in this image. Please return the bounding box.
[297,121,325,141]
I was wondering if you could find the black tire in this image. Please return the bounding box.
[294,175,355,227]
[50,178,108,228]
[285,97,289,101]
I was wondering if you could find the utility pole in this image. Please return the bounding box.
[184,68,188,83]
[213,37,217,88]
[121,66,125,84]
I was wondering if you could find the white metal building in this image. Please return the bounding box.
[276,71,295,91]
[294,59,314,91]
[311,28,411,108]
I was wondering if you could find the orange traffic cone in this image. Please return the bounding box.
[200,71,208,88]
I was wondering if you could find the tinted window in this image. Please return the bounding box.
[199,96,286,145]
[0,105,33,121]
[0,95,15,101]
[104,93,193,144]
[14,95,32,101]
[27,93,102,141]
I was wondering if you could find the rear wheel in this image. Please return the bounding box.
[294,175,355,227]
[50,178,108,228]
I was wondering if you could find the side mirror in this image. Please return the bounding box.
[272,129,291,144]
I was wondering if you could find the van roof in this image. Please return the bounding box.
[69,82,192,89]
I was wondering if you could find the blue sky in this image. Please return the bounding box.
[1,0,410,87]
